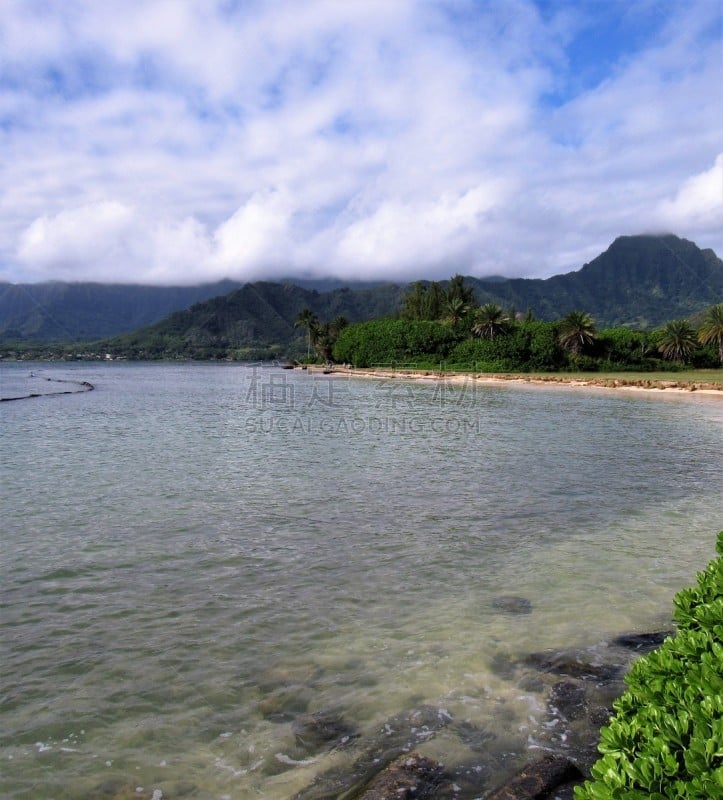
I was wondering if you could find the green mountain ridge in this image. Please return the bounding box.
[2,234,722,357]
[109,281,407,358]
[0,279,243,341]
[465,234,722,328]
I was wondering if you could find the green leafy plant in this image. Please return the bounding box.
[575,532,723,800]
[656,319,699,363]
[698,304,723,365]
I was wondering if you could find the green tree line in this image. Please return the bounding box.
[331,278,723,371]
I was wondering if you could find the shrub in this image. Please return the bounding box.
[332,319,460,367]
[596,328,658,369]
[524,320,566,370]
[447,321,567,371]
[575,532,723,800]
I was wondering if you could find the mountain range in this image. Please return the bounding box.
[465,234,723,328]
[0,279,243,342]
[1,234,721,356]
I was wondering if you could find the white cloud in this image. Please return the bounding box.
[214,189,296,273]
[334,182,514,278]
[1,0,722,284]
[658,154,723,230]
[17,202,138,281]
[16,202,216,284]
[146,217,214,284]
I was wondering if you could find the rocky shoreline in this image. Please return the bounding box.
[91,621,671,800]
[283,622,671,800]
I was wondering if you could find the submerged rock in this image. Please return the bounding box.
[484,754,582,800]
[256,687,312,722]
[451,719,495,752]
[293,710,359,752]
[83,778,128,798]
[548,681,587,720]
[355,752,448,799]
[492,596,533,614]
[84,782,193,800]
[535,673,626,775]
[291,628,663,799]
[549,785,580,800]
[612,631,671,652]
[292,705,453,800]
[488,651,519,680]
[523,649,622,682]
[518,674,545,693]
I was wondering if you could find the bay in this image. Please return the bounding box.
[1,362,721,799]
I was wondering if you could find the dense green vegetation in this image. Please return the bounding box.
[332,319,460,367]
[293,308,349,362]
[332,300,723,372]
[575,532,723,800]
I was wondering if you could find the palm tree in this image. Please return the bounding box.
[657,319,697,363]
[330,315,349,338]
[445,274,476,306]
[294,308,319,358]
[313,321,333,362]
[444,296,470,325]
[317,316,349,364]
[471,303,509,339]
[558,311,596,355]
[698,303,723,365]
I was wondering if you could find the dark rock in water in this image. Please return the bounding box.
[355,752,448,799]
[292,705,453,800]
[551,784,580,800]
[400,704,454,733]
[518,674,545,693]
[256,687,312,721]
[452,719,496,752]
[257,661,324,692]
[444,756,493,797]
[83,780,199,799]
[484,754,583,800]
[537,678,622,774]
[489,651,518,680]
[588,704,614,726]
[524,649,623,682]
[293,710,358,752]
[548,681,586,720]
[84,778,128,798]
[612,631,671,652]
[492,596,533,614]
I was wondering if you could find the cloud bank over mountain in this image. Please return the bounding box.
[1,0,721,285]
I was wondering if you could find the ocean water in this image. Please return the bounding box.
[1,362,721,799]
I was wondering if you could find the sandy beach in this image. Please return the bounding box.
[305,365,723,397]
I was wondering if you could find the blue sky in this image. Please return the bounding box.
[0,0,721,285]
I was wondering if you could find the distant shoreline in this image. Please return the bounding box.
[309,366,723,397]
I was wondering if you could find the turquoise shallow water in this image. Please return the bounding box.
[1,362,721,799]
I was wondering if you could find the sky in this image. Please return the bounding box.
[0,0,721,286]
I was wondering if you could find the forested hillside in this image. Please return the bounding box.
[466,234,723,328]
[0,280,242,341]
[2,234,721,357]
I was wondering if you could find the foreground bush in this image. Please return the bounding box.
[575,532,723,800]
